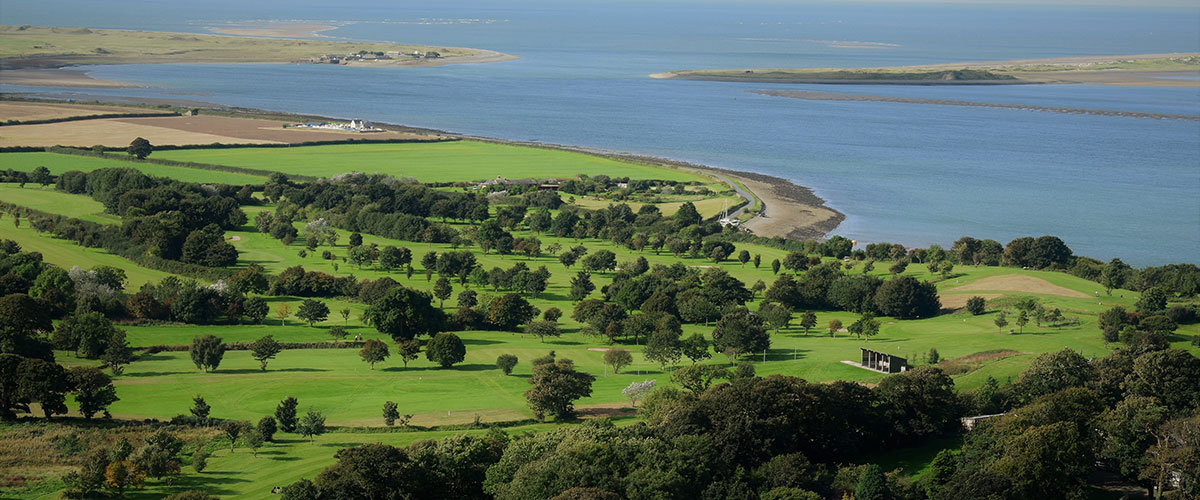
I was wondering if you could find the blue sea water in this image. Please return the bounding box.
[3,1,1198,266]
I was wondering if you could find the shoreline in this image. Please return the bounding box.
[453,135,844,240]
[651,52,1200,87]
[0,95,843,241]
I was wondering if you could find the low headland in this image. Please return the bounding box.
[0,97,838,239]
[652,52,1200,87]
[0,25,517,87]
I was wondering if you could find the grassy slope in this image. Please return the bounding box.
[0,216,175,288]
[0,184,115,224]
[1,152,266,184]
[155,141,710,183]
[0,25,476,65]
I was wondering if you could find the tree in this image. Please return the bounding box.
[711,309,769,361]
[296,299,329,327]
[681,333,712,364]
[524,357,595,421]
[222,420,248,452]
[1101,258,1131,293]
[328,325,347,343]
[30,165,52,187]
[100,331,133,375]
[244,296,269,324]
[365,287,444,342]
[604,348,633,374]
[874,276,940,319]
[397,340,420,369]
[250,335,282,371]
[246,429,265,458]
[1136,286,1168,315]
[276,304,291,326]
[190,396,210,421]
[130,430,183,481]
[848,313,881,341]
[69,366,118,419]
[382,401,400,426]
[771,259,781,275]
[433,278,452,308]
[670,364,729,393]
[497,354,519,375]
[1015,310,1029,333]
[127,137,152,159]
[994,311,1009,333]
[257,416,277,442]
[359,339,389,370]
[889,260,908,275]
[190,335,224,372]
[928,348,941,364]
[297,408,326,443]
[760,303,793,335]
[488,293,538,331]
[568,271,595,301]
[426,332,466,368]
[828,319,842,337]
[105,460,144,496]
[737,250,751,267]
[855,464,887,500]
[644,329,683,370]
[622,379,656,407]
[582,250,617,273]
[966,296,986,315]
[799,311,817,336]
[53,311,120,358]
[458,289,478,309]
[527,320,561,343]
[276,397,299,432]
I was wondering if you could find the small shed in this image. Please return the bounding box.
[860,348,907,373]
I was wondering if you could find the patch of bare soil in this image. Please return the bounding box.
[0,101,155,121]
[939,293,1003,309]
[575,402,637,419]
[947,275,1088,298]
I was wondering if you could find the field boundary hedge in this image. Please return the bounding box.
[1,111,179,127]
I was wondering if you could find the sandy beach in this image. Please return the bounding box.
[0,68,140,88]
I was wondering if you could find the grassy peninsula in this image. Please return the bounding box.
[654,53,1200,86]
[0,25,506,70]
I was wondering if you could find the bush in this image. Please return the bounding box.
[497,354,518,375]
[966,296,986,315]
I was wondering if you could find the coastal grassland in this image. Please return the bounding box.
[0,184,115,224]
[560,188,742,218]
[154,141,712,183]
[0,25,477,67]
[0,152,267,184]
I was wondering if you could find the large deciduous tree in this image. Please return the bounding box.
[524,356,595,421]
[366,287,444,341]
[426,333,466,368]
[190,334,225,373]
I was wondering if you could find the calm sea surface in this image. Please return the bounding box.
[3,1,1198,266]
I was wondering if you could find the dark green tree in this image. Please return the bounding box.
[257,416,277,442]
[426,332,466,368]
[68,366,118,419]
[127,137,152,159]
[434,278,452,307]
[250,335,282,371]
[524,357,595,420]
[359,339,390,370]
[497,354,518,375]
[297,408,326,443]
[295,299,329,327]
[855,464,888,500]
[383,401,399,426]
[365,287,444,341]
[189,335,224,372]
[711,308,769,361]
[275,397,299,432]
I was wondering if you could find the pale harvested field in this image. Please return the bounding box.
[0,118,277,147]
[122,115,432,143]
[939,293,1003,309]
[0,101,158,121]
[0,114,433,147]
[947,275,1089,298]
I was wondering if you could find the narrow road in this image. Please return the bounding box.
[707,172,755,219]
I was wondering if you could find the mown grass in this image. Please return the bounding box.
[0,152,267,184]
[155,141,711,183]
[0,216,176,288]
[0,184,115,225]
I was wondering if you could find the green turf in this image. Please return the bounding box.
[0,183,116,224]
[0,220,177,289]
[0,152,267,184]
[155,141,711,182]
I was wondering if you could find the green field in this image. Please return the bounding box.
[155,141,712,183]
[1,152,267,184]
[4,141,1198,500]
[0,184,115,224]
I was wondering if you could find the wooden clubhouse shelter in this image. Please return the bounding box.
[860,347,908,374]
